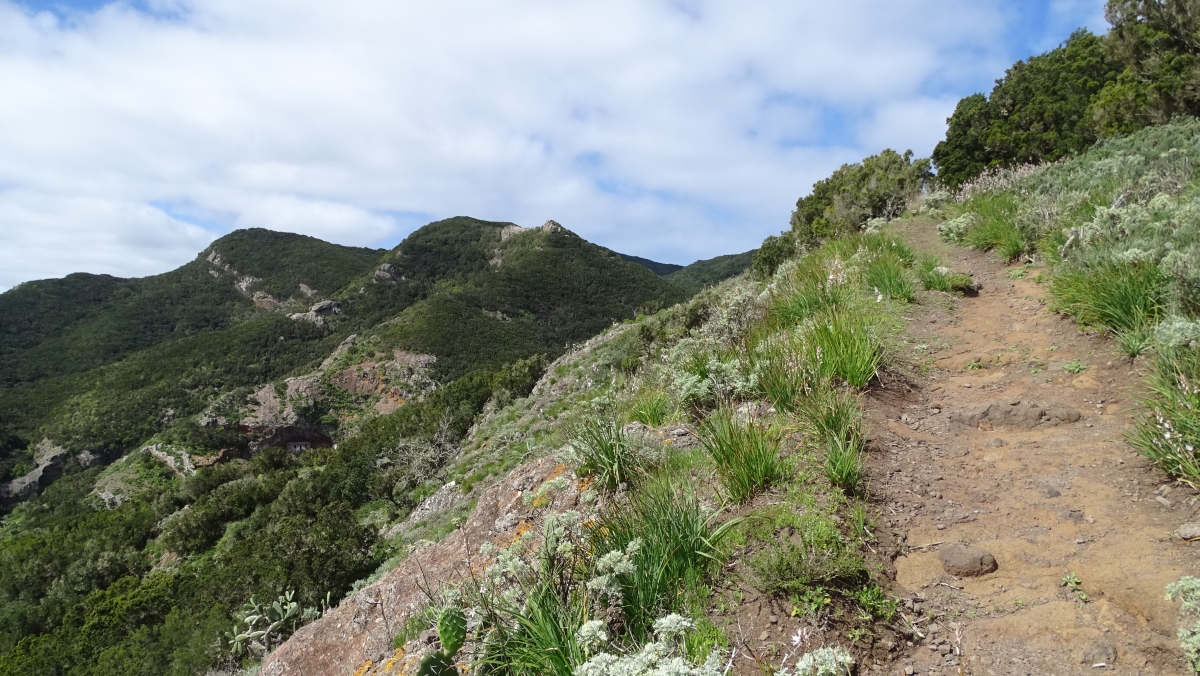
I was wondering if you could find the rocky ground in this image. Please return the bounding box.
[865,222,1200,675]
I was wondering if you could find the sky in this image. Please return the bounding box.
[0,0,1108,290]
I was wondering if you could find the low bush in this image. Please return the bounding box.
[698,409,783,503]
[749,512,866,596]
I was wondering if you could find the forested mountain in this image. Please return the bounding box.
[0,216,712,673]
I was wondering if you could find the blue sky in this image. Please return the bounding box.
[0,0,1107,289]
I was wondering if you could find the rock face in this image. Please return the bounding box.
[260,458,577,676]
[1,439,68,501]
[500,224,530,241]
[940,543,997,577]
[950,399,1080,431]
[542,219,568,234]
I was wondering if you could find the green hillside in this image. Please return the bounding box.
[618,253,684,276]
[0,219,686,463]
[665,250,755,295]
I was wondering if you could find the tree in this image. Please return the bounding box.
[933,30,1120,187]
[1089,0,1200,136]
[789,149,932,244]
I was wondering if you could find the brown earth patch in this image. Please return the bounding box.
[865,220,1200,675]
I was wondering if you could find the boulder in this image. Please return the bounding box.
[940,543,997,577]
[309,300,340,315]
[1176,522,1200,540]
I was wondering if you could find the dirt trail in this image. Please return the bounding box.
[867,222,1200,675]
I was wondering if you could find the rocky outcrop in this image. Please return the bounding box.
[500,224,530,241]
[542,219,568,234]
[374,263,400,281]
[0,439,69,501]
[243,377,315,430]
[289,300,342,326]
[331,351,437,416]
[206,249,264,297]
[261,458,578,676]
[252,291,282,311]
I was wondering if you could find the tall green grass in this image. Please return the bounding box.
[628,389,672,427]
[962,193,1024,260]
[807,311,882,388]
[767,258,849,329]
[1130,348,1200,487]
[863,251,915,302]
[698,409,784,503]
[590,477,737,642]
[477,580,587,676]
[751,332,809,413]
[1051,262,1166,338]
[824,434,864,495]
[752,310,880,413]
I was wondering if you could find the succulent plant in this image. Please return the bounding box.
[416,606,466,676]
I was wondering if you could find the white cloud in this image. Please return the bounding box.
[0,0,1099,286]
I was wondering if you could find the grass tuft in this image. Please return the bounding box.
[568,418,640,492]
[591,477,737,641]
[628,389,672,427]
[864,251,915,302]
[698,409,784,503]
[1130,348,1200,487]
[806,311,882,389]
[1050,261,1166,335]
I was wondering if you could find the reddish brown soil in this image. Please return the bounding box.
[865,221,1200,675]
